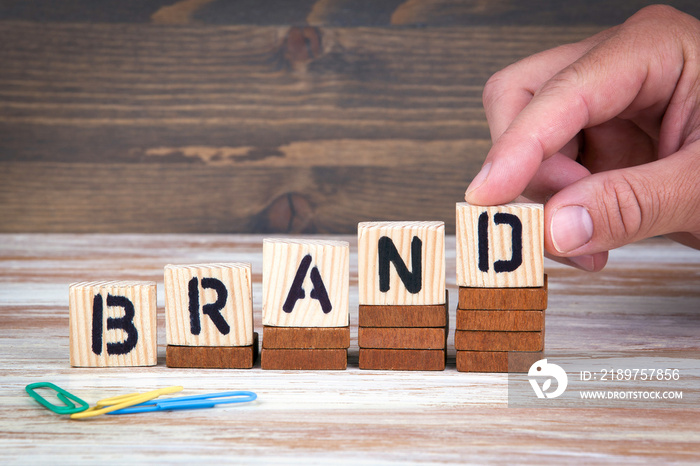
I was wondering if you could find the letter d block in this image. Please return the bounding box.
[263,239,349,327]
[69,281,157,367]
[164,263,254,347]
[358,221,445,305]
[456,202,544,288]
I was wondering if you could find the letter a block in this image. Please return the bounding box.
[456,202,544,288]
[164,263,254,347]
[263,239,349,327]
[358,221,445,305]
[69,281,157,367]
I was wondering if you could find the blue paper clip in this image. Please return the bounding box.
[107,390,257,415]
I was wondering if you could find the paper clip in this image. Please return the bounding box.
[70,385,183,420]
[25,382,90,415]
[107,390,257,415]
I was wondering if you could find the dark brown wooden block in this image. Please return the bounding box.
[359,299,448,328]
[456,309,544,331]
[261,348,347,370]
[262,326,350,349]
[458,275,547,310]
[454,330,544,351]
[456,351,543,373]
[358,327,446,350]
[166,333,259,369]
[358,348,445,371]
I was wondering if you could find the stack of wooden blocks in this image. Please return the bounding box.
[454,203,547,372]
[163,263,257,368]
[260,239,350,370]
[357,222,448,371]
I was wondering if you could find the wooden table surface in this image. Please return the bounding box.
[2,234,699,464]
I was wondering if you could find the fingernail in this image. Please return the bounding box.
[568,254,595,272]
[465,162,492,199]
[551,205,593,253]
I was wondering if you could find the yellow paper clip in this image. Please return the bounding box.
[70,386,183,420]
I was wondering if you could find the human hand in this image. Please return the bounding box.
[466,5,700,271]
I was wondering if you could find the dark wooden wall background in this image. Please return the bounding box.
[2,1,700,234]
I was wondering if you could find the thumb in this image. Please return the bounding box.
[544,146,700,257]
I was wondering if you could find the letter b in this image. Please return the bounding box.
[69,281,157,367]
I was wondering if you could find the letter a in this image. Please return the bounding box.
[283,254,332,314]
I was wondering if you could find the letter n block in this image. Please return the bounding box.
[358,221,445,305]
[164,263,254,347]
[262,239,349,327]
[69,281,157,367]
[456,202,544,287]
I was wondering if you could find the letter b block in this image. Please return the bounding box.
[358,221,445,305]
[164,263,254,346]
[69,281,157,367]
[456,202,544,287]
[263,239,349,327]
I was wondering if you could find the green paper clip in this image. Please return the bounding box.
[25,382,90,415]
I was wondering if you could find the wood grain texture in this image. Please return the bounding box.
[454,330,544,352]
[166,333,259,369]
[0,17,608,234]
[358,300,448,328]
[262,326,350,349]
[164,263,254,346]
[358,221,445,305]
[458,276,548,310]
[359,348,446,371]
[358,327,446,350]
[456,203,544,287]
[456,351,543,373]
[456,309,544,331]
[261,348,347,370]
[262,238,349,327]
[4,235,700,463]
[69,280,157,367]
[2,1,700,26]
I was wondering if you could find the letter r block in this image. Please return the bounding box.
[164,263,254,347]
[263,239,349,327]
[456,202,544,288]
[358,221,445,305]
[69,281,157,367]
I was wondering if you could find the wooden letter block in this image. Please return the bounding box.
[358,327,446,350]
[69,281,157,367]
[456,309,544,331]
[262,326,350,349]
[456,202,543,288]
[164,263,254,347]
[263,238,349,327]
[456,351,543,373]
[261,349,347,370]
[358,349,445,371]
[458,275,547,310]
[263,239,350,327]
[166,333,259,369]
[454,330,544,352]
[358,293,449,328]
[358,221,445,305]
